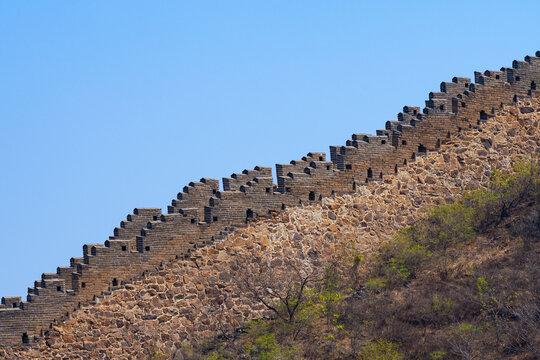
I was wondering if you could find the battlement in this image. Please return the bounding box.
[1,51,539,347]
[0,297,21,309]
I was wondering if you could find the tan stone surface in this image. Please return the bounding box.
[1,98,539,359]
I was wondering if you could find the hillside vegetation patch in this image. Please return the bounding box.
[188,159,539,359]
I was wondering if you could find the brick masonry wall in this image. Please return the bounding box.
[2,95,539,359]
[1,51,539,347]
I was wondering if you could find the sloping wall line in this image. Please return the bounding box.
[1,51,539,346]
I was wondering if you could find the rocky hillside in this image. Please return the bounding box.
[1,97,539,359]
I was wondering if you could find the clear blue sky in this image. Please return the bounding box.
[0,1,538,297]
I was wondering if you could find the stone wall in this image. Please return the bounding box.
[1,95,538,359]
[0,51,539,347]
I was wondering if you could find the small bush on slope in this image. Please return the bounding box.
[464,159,540,230]
[374,158,539,286]
[358,339,404,360]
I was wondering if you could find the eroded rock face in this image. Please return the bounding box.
[2,98,539,359]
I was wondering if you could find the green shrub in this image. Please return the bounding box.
[358,339,404,360]
[464,159,540,230]
[380,232,431,283]
[364,277,386,294]
[431,294,454,319]
[475,277,488,295]
[429,349,447,359]
[396,201,476,251]
[423,203,476,249]
[245,333,280,360]
[244,319,301,359]
[378,199,477,285]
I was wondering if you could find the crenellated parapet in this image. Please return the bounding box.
[1,51,539,347]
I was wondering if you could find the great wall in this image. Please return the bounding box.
[0,52,539,348]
